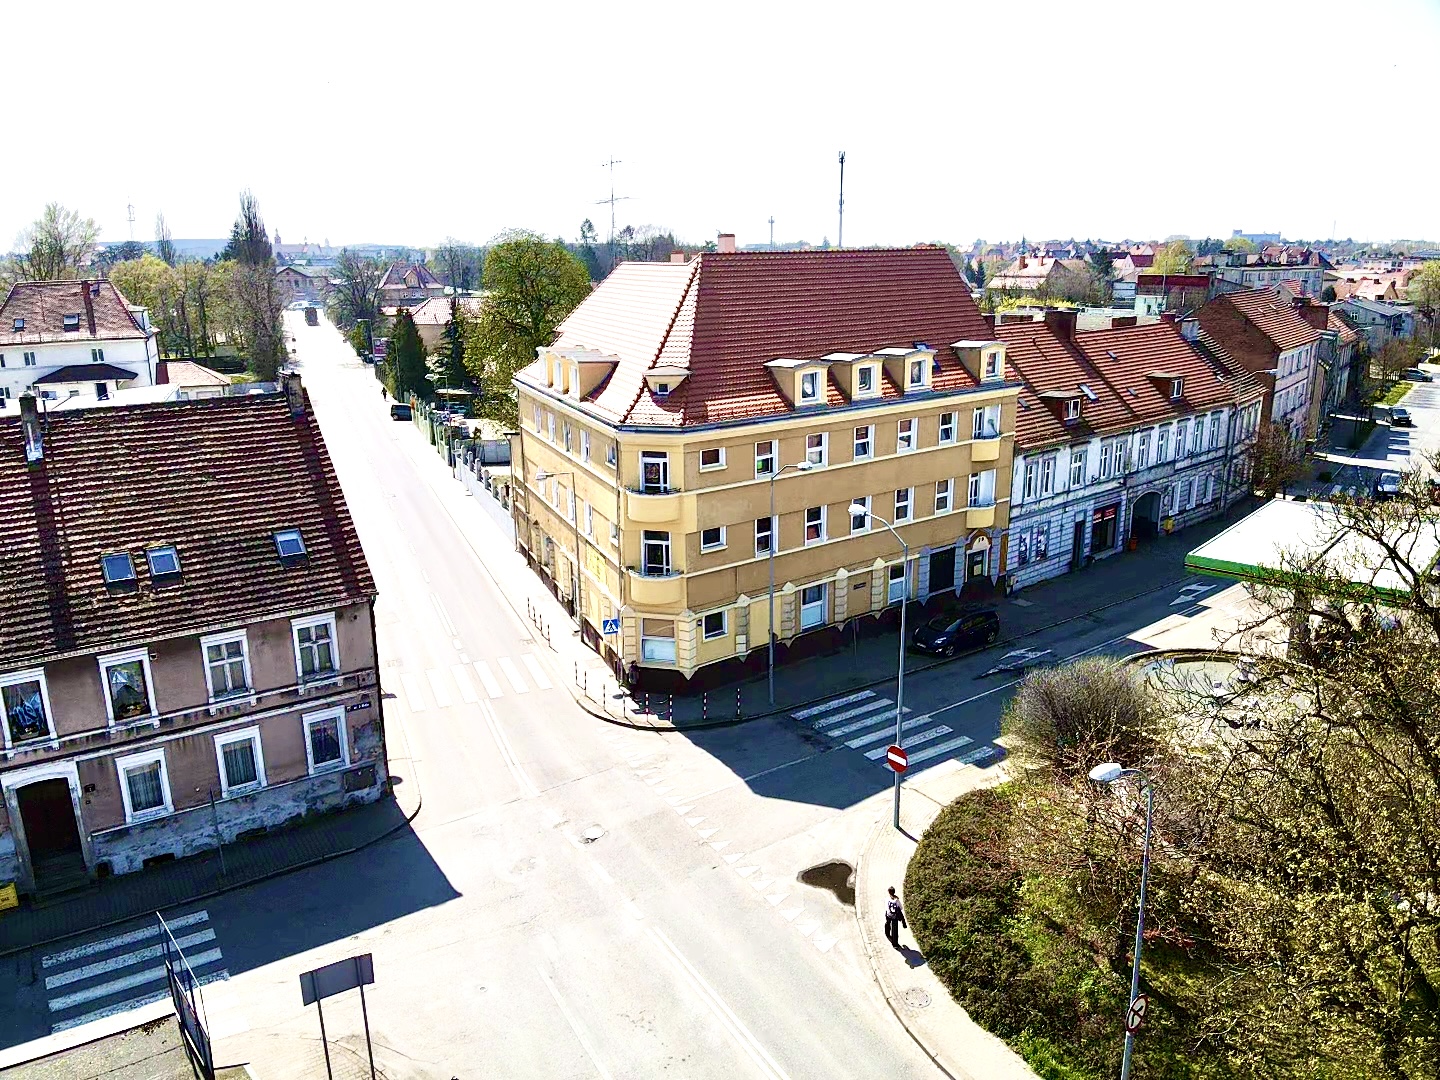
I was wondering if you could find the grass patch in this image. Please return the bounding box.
[906,787,1237,1080]
[1378,380,1413,407]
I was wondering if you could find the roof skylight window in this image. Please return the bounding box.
[102,552,136,588]
[1080,384,1098,401]
[146,545,181,580]
[274,529,307,561]
[63,313,80,331]
[12,317,23,331]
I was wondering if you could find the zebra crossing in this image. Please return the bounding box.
[392,652,554,712]
[794,691,998,773]
[40,909,228,1034]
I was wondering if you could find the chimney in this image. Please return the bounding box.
[716,233,737,254]
[1043,308,1078,342]
[1179,316,1200,341]
[1018,254,1027,270]
[282,372,305,417]
[19,392,43,463]
[1160,312,1178,324]
[669,251,686,264]
[1111,315,1138,328]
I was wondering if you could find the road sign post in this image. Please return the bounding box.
[300,953,377,1080]
[886,745,908,774]
[601,618,620,636]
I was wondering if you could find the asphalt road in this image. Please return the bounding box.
[0,314,1237,1077]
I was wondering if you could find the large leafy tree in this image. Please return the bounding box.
[1407,261,1440,347]
[11,203,99,282]
[222,191,283,380]
[463,230,590,424]
[385,309,428,400]
[1150,239,1194,276]
[327,249,383,331]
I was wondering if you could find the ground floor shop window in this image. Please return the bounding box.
[641,618,677,662]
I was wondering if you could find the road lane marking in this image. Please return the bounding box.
[521,653,553,689]
[481,700,538,798]
[863,726,951,759]
[425,669,453,709]
[904,734,975,767]
[450,665,478,703]
[42,911,209,967]
[497,656,529,693]
[791,690,875,719]
[473,661,503,699]
[431,592,457,635]
[45,930,217,990]
[535,967,617,1080]
[647,927,794,1080]
[400,673,427,712]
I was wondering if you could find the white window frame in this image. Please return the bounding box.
[800,370,820,402]
[1040,455,1055,495]
[200,629,253,705]
[982,351,1002,380]
[1157,425,1170,461]
[116,747,172,823]
[755,440,776,477]
[584,501,594,538]
[935,478,953,513]
[291,612,341,686]
[610,521,619,547]
[897,418,916,453]
[805,432,827,466]
[699,446,726,471]
[1070,452,1085,487]
[972,404,1000,439]
[581,430,591,462]
[804,505,826,545]
[303,706,349,774]
[1099,441,1114,479]
[850,495,870,533]
[0,667,56,749]
[1137,431,1151,469]
[853,425,874,460]
[755,516,776,557]
[547,413,555,442]
[1192,421,1204,455]
[98,647,157,727]
[1208,413,1222,449]
[214,725,266,798]
[701,611,727,641]
[1170,378,1183,400]
[887,563,907,605]
[1065,398,1080,421]
[533,404,542,431]
[799,584,827,629]
[895,487,913,522]
[938,412,957,445]
[700,525,727,552]
[856,364,877,396]
[606,442,618,467]
[639,451,670,493]
[907,358,926,389]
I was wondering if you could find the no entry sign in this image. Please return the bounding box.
[886,745,908,773]
[1125,993,1149,1034]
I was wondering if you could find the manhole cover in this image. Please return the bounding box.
[581,825,605,843]
[904,988,931,1009]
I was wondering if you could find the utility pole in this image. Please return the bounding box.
[769,216,775,249]
[837,152,846,249]
[126,201,136,241]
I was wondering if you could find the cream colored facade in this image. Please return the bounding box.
[514,350,1020,680]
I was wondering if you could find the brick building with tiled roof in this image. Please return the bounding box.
[1198,286,1324,439]
[0,378,385,897]
[513,242,1022,687]
[996,311,1266,588]
[0,280,159,412]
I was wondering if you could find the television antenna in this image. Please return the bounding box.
[596,157,633,249]
[126,201,136,241]
[837,152,846,248]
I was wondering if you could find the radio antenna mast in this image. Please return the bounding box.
[837,152,846,249]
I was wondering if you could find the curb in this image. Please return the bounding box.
[0,787,424,962]
[852,817,968,1080]
[568,572,1193,733]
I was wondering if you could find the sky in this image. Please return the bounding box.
[7,0,1439,252]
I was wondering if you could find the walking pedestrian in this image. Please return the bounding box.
[884,886,906,950]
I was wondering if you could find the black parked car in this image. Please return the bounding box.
[910,608,1000,657]
[389,403,413,421]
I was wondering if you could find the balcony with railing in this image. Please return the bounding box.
[627,562,686,605]
[971,433,1003,462]
[965,498,997,528]
[624,484,696,528]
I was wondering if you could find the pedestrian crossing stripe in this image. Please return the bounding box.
[497,656,528,693]
[520,654,553,690]
[474,661,503,698]
[811,698,896,732]
[791,690,876,720]
[794,691,1001,776]
[41,909,228,1034]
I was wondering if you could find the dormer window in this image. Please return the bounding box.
[146,545,181,584]
[857,365,875,395]
[1170,378,1183,400]
[275,528,307,563]
[908,359,925,388]
[983,351,1002,381]
[1065,399,1081,421]
[102,552,137,590]
[11,318,23,332]
[800,370,820,402]
[63,313,80,331]
[655,382,671,397]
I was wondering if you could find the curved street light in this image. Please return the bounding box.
[767,459,815,706]
[1089,762,1154,1080]
[850,503,908,831]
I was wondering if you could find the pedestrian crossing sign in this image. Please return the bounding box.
[602,618,621,635]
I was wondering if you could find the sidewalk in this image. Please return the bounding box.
[0,784,420,958]
[853,762,1039,1080]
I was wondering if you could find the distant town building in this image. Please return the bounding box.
[378,262,445,313]
[1232,230,1282,245]
[1198,287,1323,439]
[1335,297,1417,349]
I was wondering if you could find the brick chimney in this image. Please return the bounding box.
[19,392,43,463]
[1043,308,1078,342]
[1111,315,1138,328]
[1018,254,1027,270]
[282,372,305,417]
[1160,312,1178,324]
[669,251,687,264]
[716,233,737,254]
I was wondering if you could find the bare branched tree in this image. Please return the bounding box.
[12,203,99,281]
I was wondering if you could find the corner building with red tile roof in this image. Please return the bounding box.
[512,246,1022,687]
[996,310,1266,590]
[0,379,386,898]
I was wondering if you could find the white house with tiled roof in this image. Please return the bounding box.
[0,280,158,411]
[1000,311,1265,590]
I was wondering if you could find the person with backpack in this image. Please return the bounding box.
[884,886,907,950]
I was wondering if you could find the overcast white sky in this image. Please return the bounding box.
[8,0,1438,251]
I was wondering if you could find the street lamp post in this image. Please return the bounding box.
[849,503,908,831]
[767,460,815,706]
[535,468,583,632]
[1088,762,1155,1080]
